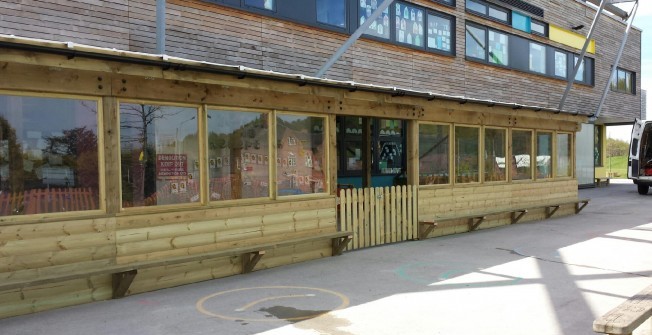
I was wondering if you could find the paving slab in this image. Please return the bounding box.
[1,181,651,335]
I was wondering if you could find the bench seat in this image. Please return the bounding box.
[0,231,352,298]
[594,284,652,335]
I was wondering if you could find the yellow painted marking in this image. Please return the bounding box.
[235,294,315,312]
[196,286,349,322]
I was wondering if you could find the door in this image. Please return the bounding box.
[628,118,645,179]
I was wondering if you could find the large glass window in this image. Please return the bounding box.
[611,68,635,94]
[488,6,509,22]
[419,124,450,185]
[276,114,326,196]
[0,95,99,215]
[395,2,424,47]
[317,0,346,28]
[488,30,508,65]
[466,24,486,60]
[531,19,547,36]
[484,128,506,182]
[360,0,390,40]
[556,133,572,177]
[529,42,546,74]
[511,11,531,33]
[120,103,199,208]
[554,51,567,78]
[455,126,479,183]
[536,132,552,179]
[427,14,453,53]
[574,56,585,82]
[466,0,486,14]
[207,109,269,201]
[244,0,274,11]
[511,130,532,180]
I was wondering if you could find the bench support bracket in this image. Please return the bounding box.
[242,251,265,274]
[468,216,486,231]
[546,205,560,218]
[576,200,589,214]
[112,269,137,299]
[418,222,437,240]
[332,235,352,255]
[511,210,528,224]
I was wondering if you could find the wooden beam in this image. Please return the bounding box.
[332,235,352,256]
[468,216,487,231]
[362,117,371,188]
[418,221,437,240]
[511,209,528,224]
[575,199,590,214]
[242,250,266,273]
[546,205,560,218]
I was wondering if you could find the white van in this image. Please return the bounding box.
[628,119,652,195]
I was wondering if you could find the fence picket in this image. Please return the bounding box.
[352,189,359,249]
[369,187,375,247]
[401,186,407,240]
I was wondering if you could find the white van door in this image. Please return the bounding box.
[629,118,645,179]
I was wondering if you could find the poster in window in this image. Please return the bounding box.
[554,52,567,78]
[210,158,216,169]
[179,181,187,193]
[258,154,263,165]
[216,157,223,167]
[428,15,451,52]
[360,0,390,40]
[224,156,230,166]
[264,155,268,165]
[171,182,179,194]
[395,3,424,47]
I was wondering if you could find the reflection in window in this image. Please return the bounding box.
[455,126,479,183]
[554,51,567,78]
[512,130,532,180]
[466,25,486,60]
[574,56,585,82]
[244,0,274,10]
[395,3,424,47]
[537,132,552,179]
[360,0,390,40]
[611,68,635,94]
[120,103,198,208]
[529,43,546,74]
[595,126,602,167]
[488,6,509,22]
[466,0,486,14]
[427,14,452,53]
[531,20,546,36]
[317,0,346,28]
[276,114,326,196]
[378,118,404,174]
[207,110,269,201]
[488,30,508,65]
[556,133,572,177]
[419,124,449,185]
[0,95,99,215]
[484,128,506,182]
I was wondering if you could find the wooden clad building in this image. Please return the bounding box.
[0,0,641,318]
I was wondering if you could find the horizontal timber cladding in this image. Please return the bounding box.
[417,180,579,237]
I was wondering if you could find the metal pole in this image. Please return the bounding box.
[156,0,166,54]
[593,0,639,121]
[315,0,395,78]
[558,0,607,111]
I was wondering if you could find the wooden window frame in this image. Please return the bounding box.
[454,124,481,184]
[510,128,534,182]
[483,126,508,184]
[418,122,452,187]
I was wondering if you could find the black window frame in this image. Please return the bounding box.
[465,22,487,62]
[242,0,276,12]
[316,0,348,29]
[425,10,457,56]
[610,67,636,95]
[465,0,511,25]
[430,0,456,7]
[530,19,547,37]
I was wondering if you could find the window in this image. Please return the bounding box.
[419,123,450,185]
[511,11,531,33]
[0,94,100,216]
[455,126,479,183]
[484,128,506,182]
[594,125,603,167]
[317,0,346,28]
[360,0,390,40]
[466,0,487,14]
[466,24,486,60]
[611,68,635,94]
[431,0,455,5]
[427,13,453,53]
[554,51,567,78]
[120,103,199,208]
[488,29,508,65]
[276,114,326,196]
[511,130,532,180]
[207,109,269,201]
[244,0,274,11]
[488,6,509,22]
[529,42,546,74]
[574,56,585,82]
[396,2,425,47]
[556,133,572,177]
[531,19,547,36]
[536,132,552,179]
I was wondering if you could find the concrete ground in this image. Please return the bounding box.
[1,180,651,335]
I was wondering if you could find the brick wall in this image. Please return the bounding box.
[0,0,641,121]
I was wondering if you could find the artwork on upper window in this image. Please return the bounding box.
[395,3,424,47]
[360,0,390,40]
[427,14,452,52]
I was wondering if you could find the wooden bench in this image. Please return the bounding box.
[0,231,352,299]
[594,284,652,335]
[595,177,611,187]
[418,199,590,240]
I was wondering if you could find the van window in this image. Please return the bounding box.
[632,138,639,156]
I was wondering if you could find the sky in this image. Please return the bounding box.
[607,1,651,141]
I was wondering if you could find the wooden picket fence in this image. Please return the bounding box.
[339,185,418,251]
[0,187,98,215]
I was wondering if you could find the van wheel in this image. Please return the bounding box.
[638,184,649,195]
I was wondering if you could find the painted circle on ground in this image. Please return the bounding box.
[196,286,350,322]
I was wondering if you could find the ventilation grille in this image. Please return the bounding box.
[496,0,544,17]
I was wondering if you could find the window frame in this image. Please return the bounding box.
[425,10,456,56]
[418,122,452,186]
[466,0,511,25]
[483,126,508,183]
[610,67,636,95]
[554,132,574,179]
[454,124,481,184]
[510,128,534,182]
[530,19,547,37]
[465,22,487,62]
[535,131,553,180]
[528,41,546,74]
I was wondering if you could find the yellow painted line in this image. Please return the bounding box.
[196,286,350,322]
